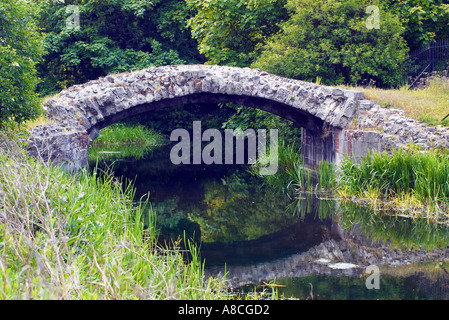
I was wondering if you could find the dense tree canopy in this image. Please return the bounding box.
[385,0,449,51]
[252,0,408,87]
[186,0,289,67]
[0,0,44,124]
[36,0,203,95]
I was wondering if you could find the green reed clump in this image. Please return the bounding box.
[251,139,336,194]
[286,159,335,193]
[92,123,165,146]
[286,161,309,191]
[0,134,227,300]
[339,148,449,205]
[318,160,335,191]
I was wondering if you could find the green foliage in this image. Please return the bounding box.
[36,0,200,95]
[384,0,449,51]
[250,140,301,194]
[339,148,449,206]
[337,200,449,251]
[0,0,44,125]
[88,123,166,161]
[188,173,298,242]
[92,123,165,146]
[252,0,409,87]
[122,103,236,136]
[222,104,302,147]
[0,133,227,299]
[186,0,289,67]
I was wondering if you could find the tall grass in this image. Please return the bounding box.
[89,123,166,162]
[338,148,449,213]
[250,140,301,194]
[0,133,227,299]
[286,160,335,193]
[92,123,165,146]
[317,160,335,191]
[251,138,336,195]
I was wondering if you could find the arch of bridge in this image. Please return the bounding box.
[27,64,365,171]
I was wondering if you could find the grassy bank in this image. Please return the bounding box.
[259,139,449,223]
[0,133,227,299]
[338,148,449,221]
[89,123,166,161]
[348,74,449,126]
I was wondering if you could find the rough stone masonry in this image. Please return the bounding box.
[27,64,364,171]
[26,64,449,171]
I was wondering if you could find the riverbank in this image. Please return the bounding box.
[88,123,166,161]
[252,138,449,227]
[0,130,229,299]
[345,73,449,127]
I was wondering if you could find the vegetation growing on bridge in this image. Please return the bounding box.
[350,73,449,126]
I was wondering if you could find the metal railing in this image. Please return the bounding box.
[403,39,449,89]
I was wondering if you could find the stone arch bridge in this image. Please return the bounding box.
[28,64,381,171]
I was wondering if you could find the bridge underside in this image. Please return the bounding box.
[90,93,325,134]
[301,127,336,169]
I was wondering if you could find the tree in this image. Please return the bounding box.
[0,0,44,125]
[186,0,289,67]
[384,0,449,51]
[186,0,300,145]
[36,0,202,96]
[252,0,409,87]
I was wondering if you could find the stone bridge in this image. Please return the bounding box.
[27,64,389,171]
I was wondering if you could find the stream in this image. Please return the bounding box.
[89,142,449,300]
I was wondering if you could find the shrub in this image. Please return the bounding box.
[0,0,44,125]
[253,0,409,88]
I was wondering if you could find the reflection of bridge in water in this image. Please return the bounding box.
[200,207,340,267]
[205,234,449,299]
[201,195,449,299]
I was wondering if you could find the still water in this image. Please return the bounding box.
[89,143,449,300]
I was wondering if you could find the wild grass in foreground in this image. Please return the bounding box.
[338,148,449,221]
[0,133,227,300]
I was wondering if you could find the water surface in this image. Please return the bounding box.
[89,143,449,300]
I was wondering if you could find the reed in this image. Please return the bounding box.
[338,147,449,214]
[317,160,335,191]
[0,133,227,300]
[251,140,301,194]
[92,123,165,146]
